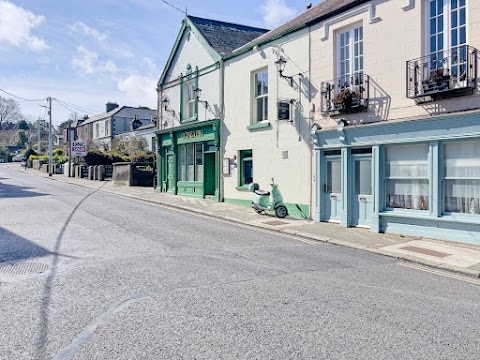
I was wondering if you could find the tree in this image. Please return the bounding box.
[17,120,29,130]
[15,130,28,146]
[0,96,23,130]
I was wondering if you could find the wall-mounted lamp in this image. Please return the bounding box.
[162,97,176,116]
[275,57,295,87]
[193,87,210,110]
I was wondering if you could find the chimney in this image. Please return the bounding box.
[106,102,119,113]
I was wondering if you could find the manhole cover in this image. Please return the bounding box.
[401,246,452,258]
[262,220,289,226]
[0,262,49,275]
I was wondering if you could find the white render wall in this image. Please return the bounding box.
[309,0,480,131]
[223,28,312,213]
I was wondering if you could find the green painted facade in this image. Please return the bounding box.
[156,119,221,202]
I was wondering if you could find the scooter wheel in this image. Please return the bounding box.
[275,206,288,218]
[254,208,262,214]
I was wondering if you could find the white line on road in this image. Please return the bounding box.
[398,262,480,285]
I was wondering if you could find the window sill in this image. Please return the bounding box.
[181,117,198,123]
[247,122,271,131]
[235,185,251,192]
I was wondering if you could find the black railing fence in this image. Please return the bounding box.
[321,73,369,115]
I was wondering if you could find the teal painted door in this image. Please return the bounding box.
[351,155,373,227]
[323,157,342,222]
[166,153,174,193]
[204,152,215,196]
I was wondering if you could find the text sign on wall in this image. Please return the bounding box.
[71,140,87,156]
[277,101,291,121]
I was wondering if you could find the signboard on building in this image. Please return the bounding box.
[277,101,291,121]
[71,140,87,156]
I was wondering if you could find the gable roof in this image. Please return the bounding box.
[230,0,368,57]
[80,106,156,126]
[158,16,268,88]
[187,16,269,57]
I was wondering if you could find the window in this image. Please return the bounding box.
[253,69,268,122]
[95,123,100,138]
[177,143,203,182]
[239,150,253,186]
[337,25,363,85]
[426,0,467,76]
[443,140,480,214]
[326,159,341,193]
[105,120,110,136]
[183,81,196,120]
[385,144,429,210]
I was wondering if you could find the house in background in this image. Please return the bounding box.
[309,0,480,244]
[53,133,63,147]
[116,118,158,152]
[156,16,268,201]
[77,102,156,150]
[62,116,87,155]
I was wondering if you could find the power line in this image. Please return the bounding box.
[160,0,186,15]
[53,98,101,115]
[0,88,45,102]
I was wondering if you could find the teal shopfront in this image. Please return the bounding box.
[156,119,221,201]
[312,113,480,245]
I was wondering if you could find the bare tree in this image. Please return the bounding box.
[0,95,24,130]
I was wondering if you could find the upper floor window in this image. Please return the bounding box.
[95,123,100,138]
[105,120,110,136]
[253,69,268,122]
[183,80,196,120]
[337,25,363,85]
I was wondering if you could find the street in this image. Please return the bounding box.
[1,164,480,360]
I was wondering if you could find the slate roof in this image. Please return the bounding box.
[188,16,269,57]
[80,106,156,126]
[233,0,368,55]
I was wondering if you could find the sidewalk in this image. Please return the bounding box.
[12,165,480,279]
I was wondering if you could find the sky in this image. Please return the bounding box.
[0,0,305,126]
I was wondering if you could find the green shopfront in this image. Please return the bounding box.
[156,119,221,201]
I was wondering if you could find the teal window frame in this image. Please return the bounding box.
[180,65,199,123]
[237,149,253,191]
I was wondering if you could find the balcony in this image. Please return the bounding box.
[321,74,369,116]
[406,45,477,104]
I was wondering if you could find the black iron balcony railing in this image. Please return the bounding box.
[321,73,369,115]
[406,45,477,103]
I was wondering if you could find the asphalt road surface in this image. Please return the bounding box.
[1,164,480,360]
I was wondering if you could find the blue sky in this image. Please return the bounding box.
[0,0,305,126]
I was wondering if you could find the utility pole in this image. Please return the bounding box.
[68,118,73,177]
[37,126,41,153]
[48,97,53,176]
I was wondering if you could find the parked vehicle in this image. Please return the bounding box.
[249,178,288,218]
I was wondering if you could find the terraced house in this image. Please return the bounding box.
[156,16,268,201]
[307,0,480,243]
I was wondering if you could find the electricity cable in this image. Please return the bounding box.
[160,0,186,15]
[0,88,45,102]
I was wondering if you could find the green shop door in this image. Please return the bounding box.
[166,153,174,193]
[204,152,215,196]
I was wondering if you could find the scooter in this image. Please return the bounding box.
[249,178,288,218]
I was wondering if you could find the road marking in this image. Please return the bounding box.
[398,262,480,285]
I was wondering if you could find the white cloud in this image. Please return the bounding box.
[262,0,297,28]
[69,21,107,42]
[117,74,157,108]
[72,46,118,75]
[0,0,47,51]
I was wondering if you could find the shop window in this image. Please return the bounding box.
[443,140,480,214]
[385,144,429,210]
[177,143,204,182]
[239,150,253,186]
[253,69,268,123]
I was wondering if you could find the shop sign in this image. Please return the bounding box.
[277,101,291,121]
[181,130,204,139]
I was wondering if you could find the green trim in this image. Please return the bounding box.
[247,122,271,130]
[158,20,188,87]
[194,66,199,120]
[179,75,184,121]
[235,185,251,191]
[156,118,220,135]
[161,63,220,88]
[224,199,310,219]
[238,149,253,187]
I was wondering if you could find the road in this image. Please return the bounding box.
[1,164,480,360]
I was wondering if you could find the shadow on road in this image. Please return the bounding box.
[0,227,52,263]
[0,182,49,198]
[35,182,107,360]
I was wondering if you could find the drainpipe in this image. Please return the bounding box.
[308,25,313,220]
[218,59,225,202]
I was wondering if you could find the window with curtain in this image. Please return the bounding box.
[186,143,194,181]
[183,81,196,120]
[195,143,203,182]
[385,144,429,210]
[443,140,480,214]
